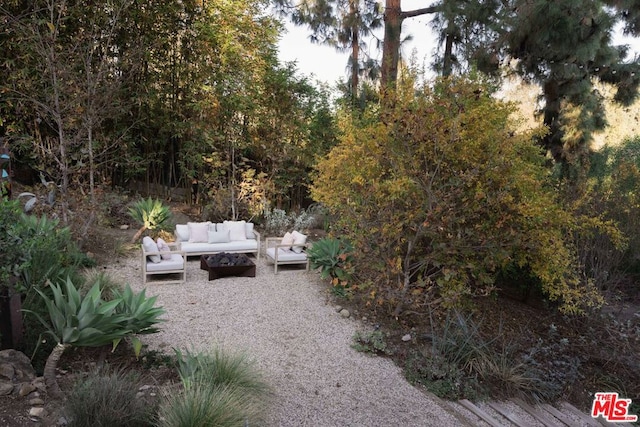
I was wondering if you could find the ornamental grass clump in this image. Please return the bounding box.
[157,348,271,427]
[64,366,156,427]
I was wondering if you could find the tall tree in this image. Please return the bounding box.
[380,1,438,90]
[502,0,640,168]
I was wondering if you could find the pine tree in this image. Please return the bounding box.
[503,0,640,167]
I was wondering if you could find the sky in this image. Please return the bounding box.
[277,5,640,85]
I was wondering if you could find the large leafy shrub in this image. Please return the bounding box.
[312,76,603,315]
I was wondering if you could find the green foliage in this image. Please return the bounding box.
[26,278,165,349]
[307,238,355,287]
[352,330,391,355]
[64,366,156,427]
[0,199,25,287]
[128,198,172,234]
[158,348,271,427]
[312,76,602,314]
[587,136,640,280]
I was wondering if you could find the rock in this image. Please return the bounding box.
[0,382,13,395]
[120,224,130,230]
[0,364,15,379]
[57,416,69,426]
[139,384,152,391]
[29,406,46,419]
[29,397,45,406]
[339,309,350,318]
[0,350,36,382]
[335,305,343,313]
[0,350,37,398]
[18,383,36,397]
[401,334,412,342]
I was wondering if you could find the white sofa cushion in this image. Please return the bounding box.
[208,229,230,243]
[146,253,184,271]
[142,236,161,263]
[175,224,190,242]
[291,231,307,254]
[224,220,247,241]
[181,240,258,254]
[246,222,256,239]
[188,222,210,243]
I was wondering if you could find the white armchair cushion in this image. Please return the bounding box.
[266,247,307,262]
[156,237,172,260]
[280,232,294,250]
[142,236,161,263]
[146,253,184,271]
[291,231,307,254]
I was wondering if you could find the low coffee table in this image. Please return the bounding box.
[200,253,256,280]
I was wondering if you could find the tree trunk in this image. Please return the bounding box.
[442,31,454,77]
[44,343,69,398]
[349,0,359,101]
[381,0,402,92]
[131,226,147,243]
[542,79,564,163]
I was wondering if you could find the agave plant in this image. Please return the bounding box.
[24,278,165,397]
[112,285,165,358]
[128,197,172,243]
[306,237,355,287]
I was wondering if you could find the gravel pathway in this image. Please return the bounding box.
[106,254,460,426]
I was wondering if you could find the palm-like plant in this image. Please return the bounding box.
[25,278,165,397]
[128,197,172,243]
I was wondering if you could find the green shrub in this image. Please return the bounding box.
[1,206,92,368]
[64,366,156,427]
[312,76,603,314]
[262,207,318,236]
[352,330,391,355]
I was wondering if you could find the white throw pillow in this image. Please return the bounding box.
[280,232,294,250]
[291,230,307,254]
[175,224,190,242]
[142,236,161,263]
[224,220,247,241]
[188,222,210,243]
[245,222,256,239]
[156,237,172,260]
[208,229,230,243]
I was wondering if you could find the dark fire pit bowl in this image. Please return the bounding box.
[200,253,256,280]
